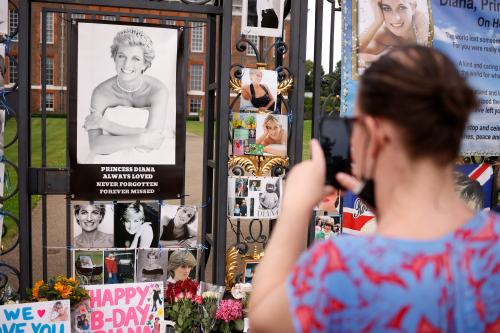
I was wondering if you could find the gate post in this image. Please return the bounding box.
[288,0,309,165]
[18,0,33,299]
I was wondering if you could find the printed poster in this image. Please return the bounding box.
[83,282,164,333]
[342,0,500,155]
[239,69,278,112]
[69,20,185,200]
[227,177,282,219]
[342,191,376,235]
[231,113,288,156]
[241,0,286,37]
[1,300,71,333]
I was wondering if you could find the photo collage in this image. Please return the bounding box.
[231,113,288,157]
[73,203,199,249]
[227,176,282,219]
[73,248,199,287]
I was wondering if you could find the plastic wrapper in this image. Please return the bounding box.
[197,282,225,333]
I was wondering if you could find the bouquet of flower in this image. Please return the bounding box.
[24,276,90,307]
[213,300,244,333]
[199,292,218,333]
[165,278,202,333]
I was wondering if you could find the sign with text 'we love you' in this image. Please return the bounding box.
[84,282,164,333]
[1,300,71,333]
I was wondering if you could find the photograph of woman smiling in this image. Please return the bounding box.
[73,204,114,248]
[256,114,287,156]
[114,203,159,248]
[75,23,178,165]
[358,0,430,67]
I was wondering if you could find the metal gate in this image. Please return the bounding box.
[0,0,319,298]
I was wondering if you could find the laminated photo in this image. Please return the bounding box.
[73,204,114,248]
[159,205,198,248]
[166,249,199,285]
[136,248,169,283]
[73,250,104,286]
[241,0,286,38]
[313,189,340,213]
[232,113,288,157]
[69,20,185,201]
[314,215,342,242]
[114,202,159,248]
[240,69,277,112]
[103,250,136,284]
[227,177,282,219]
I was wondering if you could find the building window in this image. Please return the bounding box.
[42,93,54,110]
[247,35,259,56]
[9,9,18,35]
[8,55,17,85]
[42,57,54,86]
[40,12,54,43]
[71,13,85,19]
[190,98,202,114]
[165,20,175,25]
[190,65,203,91]
[191,22,204,52]
[132,17,140,23]
[102,15,116,21]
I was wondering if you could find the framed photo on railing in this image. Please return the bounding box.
[243,259,260,284]
[241,0,286,38]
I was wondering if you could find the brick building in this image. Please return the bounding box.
[6,1,290,115]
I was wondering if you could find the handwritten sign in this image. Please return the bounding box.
[84,282,164,333]
[0,300,71,333]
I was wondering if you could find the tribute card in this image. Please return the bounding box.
[166,249,199,285]
[84,282,164,332]
[227,176,282,219]
[239,69,278,112]
[0,300,71,333]
[159,205,198,248]
[69,21,185,200]
[231,113,288,157]
[73,204,114,248]
[103,250,136,284]
[314,214,342,242]
[241,0,286,38]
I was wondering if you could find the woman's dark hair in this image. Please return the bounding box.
[359,46,477,165]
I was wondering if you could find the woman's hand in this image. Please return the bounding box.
[369,0,384,28]
[84,113,104,131]
[283,140,336,210]
[139,130,165,150]
[261,123,269,137]
[179,238,193,247]
[258,107,267,112]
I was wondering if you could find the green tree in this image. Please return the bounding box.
[304,60,341,97]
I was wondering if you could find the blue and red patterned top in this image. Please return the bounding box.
[287,212,500,333]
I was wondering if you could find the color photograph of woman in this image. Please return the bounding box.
[242,0,285,37]
[114,202,159,248]
[136,249,168,282]
[159,205,198,248]
[240,69,277,112]
[50,301,69,322]
[356,0,431,72]
[255,114,287,156]
[75,22,178,165]
[235,198,248,217]
[235,178,249,198]
[73,204,114,248]
[166,250,198,284]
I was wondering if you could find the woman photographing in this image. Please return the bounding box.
[241,69,275,112]
[83,27,171,164]
[249,46,500,332]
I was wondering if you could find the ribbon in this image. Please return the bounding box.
[1,156,11,192]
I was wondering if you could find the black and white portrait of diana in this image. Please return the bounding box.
[160,205,198,248]
[242,0,285,38]
[75,22,178,165]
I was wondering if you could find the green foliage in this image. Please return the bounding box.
[186,115,200,121]
[31,113,67,118]
[165,299,200,333]
[213,319,244,333]
[303,96,340,120]
[304,60,341,97]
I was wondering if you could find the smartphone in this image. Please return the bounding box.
[320,117,351,189]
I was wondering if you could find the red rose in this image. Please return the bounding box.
[149,314,153,320]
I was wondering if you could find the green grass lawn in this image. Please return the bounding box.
[2,118,67,244]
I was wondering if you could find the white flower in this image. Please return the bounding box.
[231,283,252,300]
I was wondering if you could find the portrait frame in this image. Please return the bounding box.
[242,259,260,284]
[68,20,186,201]
[241,0,285,38]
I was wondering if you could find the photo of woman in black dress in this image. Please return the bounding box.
[240,69,277,112]
[159,205,198,248]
